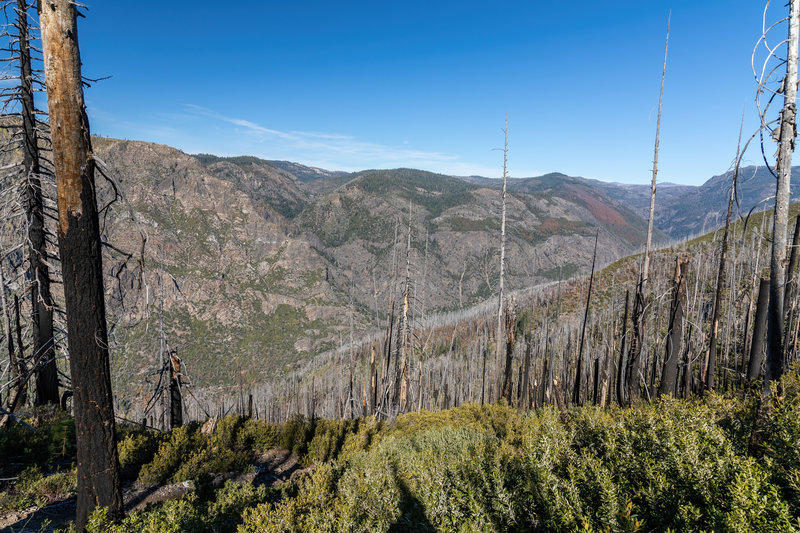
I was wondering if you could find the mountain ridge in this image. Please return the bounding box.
[78,136,800,409]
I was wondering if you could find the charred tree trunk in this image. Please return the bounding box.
[539,354,549,408]
[573,230,598,405]
[169,352,182,429]
[784,216,800,316]
[627,279,646,401]
[14,295,25,387]
[658,256,688,397]
[765,0,800,396]
[616,290,630,406]
[348,294,355,419]
[705,120,742,392]
[748,277,770,382]
[501,304,516,402]
[1,267,26,422]
[16,0,59,406]
[521,339,531,409]
[782,216,800,358]
[380,302,394,416]
[39,1,123,527]
[368,345,376,415]
[480,329,488,405]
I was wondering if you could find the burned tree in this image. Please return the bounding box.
[14,0,58,406]
[762,0,799,396]
[658,256,688,397]
[39,0,122,527]
[573,229,599,405]
[748,277,770,382]
[168,351,183,429]
[629,15,670,402]
[496,119,509,400]
[642,13,669,283]
[705,118,743,391]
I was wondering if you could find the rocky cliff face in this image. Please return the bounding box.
[93,139,355,401]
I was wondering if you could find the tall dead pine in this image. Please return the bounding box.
[16,0,59,406]
[642,13,670,283]
[765,0,800,396]
[629,15,670,401]
[495,120,509,399]
[398,203,413,413]
[39,1,123,527]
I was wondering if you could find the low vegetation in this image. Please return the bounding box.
[1,369,799,531]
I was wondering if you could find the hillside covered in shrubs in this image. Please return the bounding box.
[2,368,800,532]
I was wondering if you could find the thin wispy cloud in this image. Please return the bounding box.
[186,105,295,140]
[183,104,500,176]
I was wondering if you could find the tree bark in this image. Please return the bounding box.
[399,206,412,413]
[573,230,599,405]
[658,256,688,397]
[169,352,183,429]
[380,302,394,416]
[495,120,509,400]
[627,279,646,401]
[368,344,376,415]
[784,216,800,315]
[748,277,770,382]
[616,290,630,406]
[704,117,743,392]
[39,1,123,527]
[1,265,26,423]
[765,0,800,397]
[521,339,531,409]
[782,216,800,358]
[16,0,59,406]
[501,304,516,402]
[629,15,669,403]
[642,14,670,282]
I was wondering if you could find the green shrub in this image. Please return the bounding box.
[306,418,357,464]
[0,408,75,474]
[235,419,281,451]
[0,465,76,512]
[136,419,256,484]
[238,462,342,533]
[117,427,166,481]
[15,373,800,532]
[279,415,315,457]
[240,392,800,532]
[759,367,800,516]
[80,481,273,533]
[137,423,203,484]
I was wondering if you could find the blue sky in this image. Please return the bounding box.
[74,1,781,185]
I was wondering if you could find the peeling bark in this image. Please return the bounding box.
[39,0,123,527]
